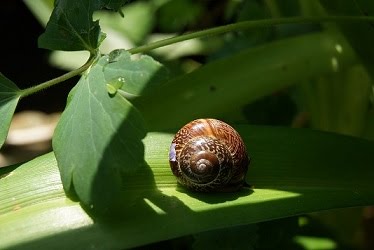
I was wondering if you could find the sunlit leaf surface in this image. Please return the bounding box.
[1,127,373,249]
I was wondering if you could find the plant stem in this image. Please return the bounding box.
[18,16,374,97]
[19,54,97,98]
[128,15,374,54]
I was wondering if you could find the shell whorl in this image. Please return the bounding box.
[169,119,249,192]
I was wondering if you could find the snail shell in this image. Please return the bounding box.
[169,118,249,192]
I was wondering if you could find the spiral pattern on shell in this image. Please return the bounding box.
[169,118,249,192]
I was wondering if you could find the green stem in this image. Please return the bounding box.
[19,54,97,98]
[128,15,374,54]
[18,16,374,97]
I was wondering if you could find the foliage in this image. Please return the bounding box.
[1,129,373,248]
[1,0,374,249]
[52,51,167,214]
[0,74,20,148]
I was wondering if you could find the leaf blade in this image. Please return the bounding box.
[52,50,168,214]
[1,127,373,248]
[134,31,357,130]
[0,73,20,149]
[38,0,129,51]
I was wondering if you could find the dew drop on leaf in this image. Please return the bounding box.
[108,49,123,63]
[106,77,125,95]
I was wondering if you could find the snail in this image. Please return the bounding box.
[169,118,249,192]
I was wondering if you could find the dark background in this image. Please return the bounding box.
[1,1,78,113]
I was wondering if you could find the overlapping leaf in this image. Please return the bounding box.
[52,50,168,214]
[0,74,20,149]
[105,49,169,97]
[38,0,130,51]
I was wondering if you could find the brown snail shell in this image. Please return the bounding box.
[169,118,249,192]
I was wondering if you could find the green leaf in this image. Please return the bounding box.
[1,127,373,248]
[134,31,357,131]
[105,49,169,97]
[38,0,129,52]
[0,73,20,149]
[52,50,167,215]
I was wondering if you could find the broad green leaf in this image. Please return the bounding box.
[134,31,357,131]
[52,50,167,215]
[38,0,129,52]
[1,127,374,249]
[105,49,169,97]
[0,73,20,149]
